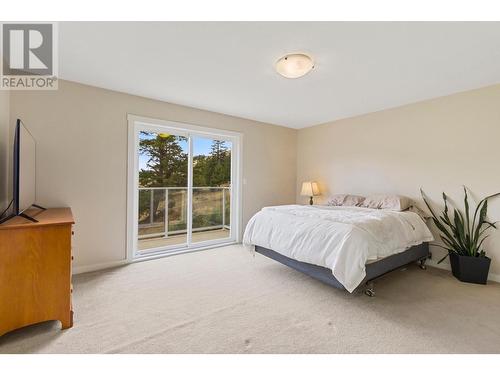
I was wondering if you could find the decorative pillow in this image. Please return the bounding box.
[362,194,413,211]
[343,195,366,207]
[327,194,347,206]
[327,194,365,207]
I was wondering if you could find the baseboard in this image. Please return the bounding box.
[72,259,129,275]
[427,258,500,283]
[72,250,500,283]
[72,242,238,275]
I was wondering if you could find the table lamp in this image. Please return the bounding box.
[301,181,320,205]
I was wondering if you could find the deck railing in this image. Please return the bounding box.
[138,186,230,239]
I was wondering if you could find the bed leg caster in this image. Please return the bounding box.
[364,281,375,297]
[418,258,427,270]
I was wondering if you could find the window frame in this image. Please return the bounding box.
[127,114,243,262]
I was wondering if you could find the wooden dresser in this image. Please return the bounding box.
[0,207,74,336]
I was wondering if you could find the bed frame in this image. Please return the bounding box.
[255,243,430,297]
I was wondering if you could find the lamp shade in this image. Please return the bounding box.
[300,181,320,197]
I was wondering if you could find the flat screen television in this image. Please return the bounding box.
[0,119,44,224]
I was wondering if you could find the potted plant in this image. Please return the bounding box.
[421,187,500,284]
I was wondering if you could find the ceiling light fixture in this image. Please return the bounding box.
[275,53,314,79]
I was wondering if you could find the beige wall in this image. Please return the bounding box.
[297,84,500,278]
[0,90,9,214]
[10,80,297,271]
[10,79,500,278]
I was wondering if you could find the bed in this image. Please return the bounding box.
[243,204,434,296]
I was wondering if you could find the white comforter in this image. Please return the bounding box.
[243,205,434,292]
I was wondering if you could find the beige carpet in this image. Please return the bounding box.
[1,244,500,353]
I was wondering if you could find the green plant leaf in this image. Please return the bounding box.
[484,221,498,229]
[478,221,498,239]
[430,244,453,263]
[472,192,500,233]
[421,190,458,244]
[437,253,450,264]
[453,209,468,254]
[473,200,489,251]
[440,234,464,255]
[463,186,471,240]
[455,200,470,251]
[476,235,490,255]
[420,189,440,221]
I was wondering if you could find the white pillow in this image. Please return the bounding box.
[362,194,413,211]
[327,194,365,207]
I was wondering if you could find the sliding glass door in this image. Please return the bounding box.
[192,136,232,244]
[137,130,188,251]
[128,116,240,259]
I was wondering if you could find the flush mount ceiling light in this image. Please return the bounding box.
[275,53,314,79]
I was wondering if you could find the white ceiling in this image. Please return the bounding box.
[59,22,500,129]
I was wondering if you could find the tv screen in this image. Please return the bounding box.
[13,119,36,215]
